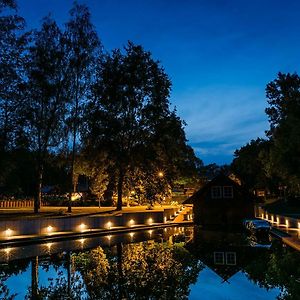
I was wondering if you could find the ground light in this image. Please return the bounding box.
[79,223,87,231]
[106,221,113,229]
[128,219,135,227]
[5,228,13,237]
[46,225,53,234]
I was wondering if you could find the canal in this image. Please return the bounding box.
[0,226,299,299]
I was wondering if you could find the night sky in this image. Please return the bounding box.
[18,0,300,164]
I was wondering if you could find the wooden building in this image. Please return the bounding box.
[184,174,254,228]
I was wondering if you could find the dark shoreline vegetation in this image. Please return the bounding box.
[1,0,300,213]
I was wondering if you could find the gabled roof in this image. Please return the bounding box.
[183,173,250,204]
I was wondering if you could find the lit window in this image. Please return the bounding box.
[214,252,224,265]
[226,252,236,265]
[211,186,222,199]
[223,186,233,198]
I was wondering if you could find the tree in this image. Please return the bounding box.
[65,2,101,212]
[24,17,71,212]
[0,0,29,195]
[231,138,276,191]
[265,72,300,194]
[83,42,200,209]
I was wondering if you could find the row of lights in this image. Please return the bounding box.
[262,213,300,230]
[3,217,156,238]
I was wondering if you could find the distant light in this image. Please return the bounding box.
[148,218,153,225]
[129,232,134,238]
[158,171,164,178]
[148,230,153,236]
[286,219,289,228]
[298,222,300,230]
[164,217,167,223]
[106,235,112,240]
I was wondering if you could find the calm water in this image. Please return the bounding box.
[0,226,299,300]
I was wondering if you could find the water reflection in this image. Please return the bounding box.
[0,227,299,299]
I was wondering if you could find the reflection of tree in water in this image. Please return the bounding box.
[73,241,203,299]
[244,241,300,300]
[0,258,30,300]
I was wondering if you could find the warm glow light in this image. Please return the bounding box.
[286,219,289,228]
[79,223,87,231]
[5,228,12,237]
[128,219,135,227]
[148,230,153,236]
[277,216,280,224]
[106,221,112,229]
[106,235,112,240]
[158,171,164,178]
[266,214,268,220]
[47,225,53,233]
[298,222,300,230]
[129,232,134,238]
[164,217,167,223]
[164,228,167,232]
[148,218,153,225]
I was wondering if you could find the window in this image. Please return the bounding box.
[223,186,233,198]
[211,186,222,199]
[225,252,236,265]
[214,252,224,265]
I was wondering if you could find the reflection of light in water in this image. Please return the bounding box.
[129,232,135,239]
[148,230,153,237]
[4,247,12,260]
[106,235,112,240]
[78,238,85,248]
[46,242,53,253]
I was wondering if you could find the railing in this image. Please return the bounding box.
[0,200,34,208]
[256,206,300,230]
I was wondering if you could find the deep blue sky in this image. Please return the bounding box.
[18,0,300,164]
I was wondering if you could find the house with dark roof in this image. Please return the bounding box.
[183,174,254,228]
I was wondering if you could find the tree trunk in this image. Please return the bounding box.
[116,168,124,211]
[31,256,39,299]
[117,243,124,299]
[34,164,43,213]
[68,84,79,213]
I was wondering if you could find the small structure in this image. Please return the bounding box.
[184,174,254,228]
